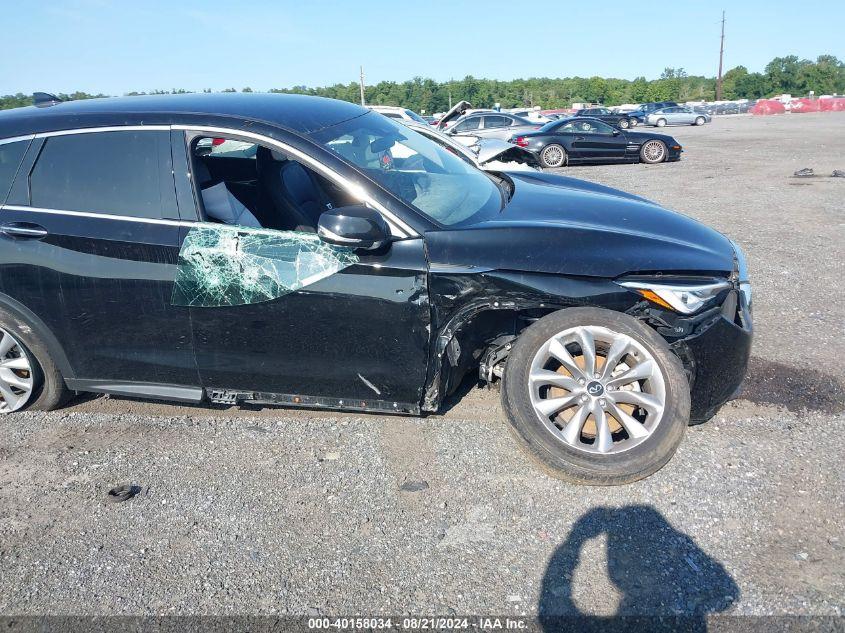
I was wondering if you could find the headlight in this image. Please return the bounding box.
[618,279,731,314]
[740,281,752,314]
[730,240,752,314]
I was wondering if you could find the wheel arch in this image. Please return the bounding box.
[0,292,75,379]
[422,271,638,412]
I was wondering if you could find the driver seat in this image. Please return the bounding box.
[256,147,333,232]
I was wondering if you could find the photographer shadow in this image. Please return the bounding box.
[539,505,739,633]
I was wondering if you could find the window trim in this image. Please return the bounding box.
[1,125,417,238]
[22,126,178,221]
[0,134,35,146]
[173,125,415,238]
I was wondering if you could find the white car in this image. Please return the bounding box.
[506,108,554,124]
[367,105,430,125]
[402,121,538,172]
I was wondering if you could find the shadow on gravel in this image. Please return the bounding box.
[539,505,738,632]
[737,356,845,414]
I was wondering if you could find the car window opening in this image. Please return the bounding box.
[190,136,357,232]
[311,112,502,226]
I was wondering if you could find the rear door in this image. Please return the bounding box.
[480,115,513,140]
[0,128,198,390]
[675,108,695,124]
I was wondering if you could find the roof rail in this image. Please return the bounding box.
[33,92,64,108]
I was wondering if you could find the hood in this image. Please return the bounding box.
[437,100,473,128]
[425,173,735,278]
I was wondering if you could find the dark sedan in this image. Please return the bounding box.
[574,107,635,129]
[510,117,682,168]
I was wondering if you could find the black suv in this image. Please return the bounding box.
[0,93,751,484]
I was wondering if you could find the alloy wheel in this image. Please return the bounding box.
[527,326,666,454]
[541,145,565,168]
[642,140,666,163]
[0,327,34,413]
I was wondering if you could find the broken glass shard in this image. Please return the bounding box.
[172,224,359,307]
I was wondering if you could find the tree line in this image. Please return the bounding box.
[2,55,842,114]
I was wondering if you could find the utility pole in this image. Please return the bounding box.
[359,66,365,106]
[716,10,725,100]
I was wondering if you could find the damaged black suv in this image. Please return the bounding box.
[0,93,751,484]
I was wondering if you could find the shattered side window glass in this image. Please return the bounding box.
[172,224,359,307]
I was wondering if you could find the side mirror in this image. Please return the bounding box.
[317,205,391,250]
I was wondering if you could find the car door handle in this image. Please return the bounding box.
[0,222,49,239]
[574,136,585,140]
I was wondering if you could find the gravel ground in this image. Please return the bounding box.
[1,112,843,618]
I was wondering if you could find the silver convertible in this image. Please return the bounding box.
[645,107,711,127]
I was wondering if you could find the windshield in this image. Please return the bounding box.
[311,112,501,227]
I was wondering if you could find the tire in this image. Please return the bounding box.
[618,118,630,129]
[655,118,667,127]
[501,307,690,485]
[695,116,706,126]
[630,118,639,127]
[640,139,667,164]
[0,308,70,414]
[539,144,567,168]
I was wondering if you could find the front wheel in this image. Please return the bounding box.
[540,144,567,168]
[695,116,706,126]
[501,308,690,485]
[618,118,630,129]
[640,140,667,164]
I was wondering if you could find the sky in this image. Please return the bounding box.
[1,0,843,95]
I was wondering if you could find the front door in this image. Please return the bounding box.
[566,120,628,161]
[0,129,198,388]
[174,131,431,411]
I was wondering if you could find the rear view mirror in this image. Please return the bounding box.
[369,136,397,153]
[317,205,391,251]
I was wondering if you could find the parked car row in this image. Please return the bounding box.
[369,101,687,168]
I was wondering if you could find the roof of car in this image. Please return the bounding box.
[0,92,369,139]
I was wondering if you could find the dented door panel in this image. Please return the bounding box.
[186,235,430,406]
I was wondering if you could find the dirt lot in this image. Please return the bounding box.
[1,112,843,619]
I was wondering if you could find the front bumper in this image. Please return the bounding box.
[633,284,751,421]
[683,300,752,420]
